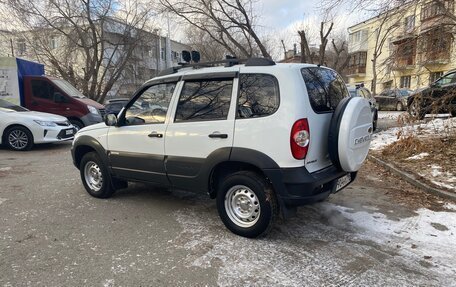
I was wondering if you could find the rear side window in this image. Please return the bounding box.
[175,79,233,122]
[237,74,279,118]
[301,68,348,112]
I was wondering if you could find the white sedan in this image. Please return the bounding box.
[0,99,76,151]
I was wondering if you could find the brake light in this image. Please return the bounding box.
[290,118,310,159]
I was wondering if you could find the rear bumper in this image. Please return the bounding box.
[264,165,357,207]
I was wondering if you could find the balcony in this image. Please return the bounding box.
[418,28,453,65]
[391,38,416,70]
[420,0,455,31]
[392,56,416,70]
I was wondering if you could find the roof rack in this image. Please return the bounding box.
[158,57,275,77]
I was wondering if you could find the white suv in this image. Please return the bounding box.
[71,58,372,238]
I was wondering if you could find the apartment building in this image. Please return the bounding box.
[347,0,456,93]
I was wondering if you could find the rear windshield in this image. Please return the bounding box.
[301,68,348,113]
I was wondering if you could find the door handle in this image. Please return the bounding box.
[208,132,228,139]
[148,131,163,138]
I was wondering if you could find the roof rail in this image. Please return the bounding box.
[157,57,276,77]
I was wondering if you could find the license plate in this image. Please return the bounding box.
[65,129,74,135]
[336,174,351,191]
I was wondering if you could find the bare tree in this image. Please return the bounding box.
[3,0,155,103]
[318,21,334,65]
[159,0,271,59]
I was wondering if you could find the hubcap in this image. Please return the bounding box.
[84,161,103,192]
[225,185,261,228]
[8,130,28,149]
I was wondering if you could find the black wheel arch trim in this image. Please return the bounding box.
[71,135,109,170]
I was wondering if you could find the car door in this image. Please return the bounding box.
[107,80,178,184]
[164,72,238,191]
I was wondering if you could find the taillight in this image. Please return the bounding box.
[290,118,310,159]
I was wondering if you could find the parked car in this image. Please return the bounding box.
[408,70,456,119]
[71,59,373,238]
[347,85,378,131]
[104,98,130,115]
[0,99,75,151]
[375,88,411,111]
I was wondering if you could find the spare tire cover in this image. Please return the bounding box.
[328,97,373,172]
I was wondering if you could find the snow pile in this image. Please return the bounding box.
[370,117,456,151]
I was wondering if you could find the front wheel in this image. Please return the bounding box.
[216,171,278,238]
[396,102,403,111]
[80,152,115,198]
[409,100,425,120]
[70,119,84,132]
[5,126,33,151]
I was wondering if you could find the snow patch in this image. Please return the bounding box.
[0,167,11,171]
[406,153,429,160]
[0,198,6,205]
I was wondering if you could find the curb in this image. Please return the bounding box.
[367,154,456,201]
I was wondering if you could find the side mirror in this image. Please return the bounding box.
[105,114,117,126]
[54,92,66,103]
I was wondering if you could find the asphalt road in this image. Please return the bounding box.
[1,129,455,286]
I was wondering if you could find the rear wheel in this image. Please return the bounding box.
[216,171,277,238]
[4,126,33,151]
[80,152,115,198]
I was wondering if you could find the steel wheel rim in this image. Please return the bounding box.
[225,185,261,228]
[8,130,28,149]
[84,161,103,192]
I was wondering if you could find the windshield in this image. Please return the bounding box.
[0,99,28,112]
[51,79,86,99]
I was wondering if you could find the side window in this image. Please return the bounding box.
[301,68,348,112]
[237,74,279,119]
[31,80,54,100]
[175,79,233,122]
[436,73,456,85]
[125,82,175,125]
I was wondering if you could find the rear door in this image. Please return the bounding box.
[164,72,238,190]
[301,67,349,172]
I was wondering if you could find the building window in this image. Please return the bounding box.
[430,71,444,84]
[160,48,165,60]
[17,39,26,55]
[404,15,415,33]
[49,36,58,49]
[400,76,411,88]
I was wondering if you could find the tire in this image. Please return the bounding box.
[396,102,403,111]
[409,100,425,120]
[70,119,84,132]
[216,171,277,238]
[80,152,115,198]
[4,126,34,151]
